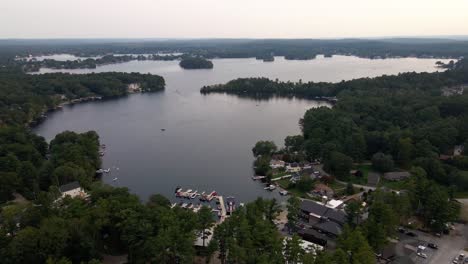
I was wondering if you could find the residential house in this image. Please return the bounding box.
[59,181,88,199]
[270,159,286,169]
[286,162,301,173]
[383,171,411,181]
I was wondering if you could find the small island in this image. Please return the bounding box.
[179,57,214,69]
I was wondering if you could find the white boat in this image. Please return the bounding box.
[170,203,177,208]
[103,168,111,173]
[190,190,198,199]
[187,203,194,209]
[279,190,289,196]
[112,177,118,181]
[264,184,276,191]
[181,203,188,208]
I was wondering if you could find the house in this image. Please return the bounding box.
[298,229,328,246]
[286,162,301,173]
[383,171,410,181]
[270,159,286,169]
[58,181,88,199]
[312,183,334,197]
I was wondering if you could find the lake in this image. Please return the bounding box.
[33,55,449,203]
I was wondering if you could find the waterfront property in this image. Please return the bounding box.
[58,181,89,199]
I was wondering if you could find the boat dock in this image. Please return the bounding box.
[271,174,292,182]
[217,195,227,222]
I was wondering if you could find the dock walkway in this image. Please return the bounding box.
[217,195,227,222]
[271,174,292,182]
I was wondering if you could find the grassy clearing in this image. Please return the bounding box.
[276,179,308,198]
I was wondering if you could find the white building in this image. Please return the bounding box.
[270,159,286,169]
[58,181,88,199]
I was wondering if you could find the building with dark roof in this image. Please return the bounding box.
[298,229,328,246]
[313,221,342,238]
[300,200,346,225]
[59,181,81,193]
[383,171,410,181]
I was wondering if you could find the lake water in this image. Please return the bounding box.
[33,55,448,203]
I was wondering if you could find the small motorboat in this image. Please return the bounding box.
[181,203,188,208]
[103,168,111,173]
[264,184,276,191]
[187,203,194,209]
[175,186,182,193]
[161,128,166,131]
[190,190,198,199]
[112,177,118,181]
[226,196,236,215]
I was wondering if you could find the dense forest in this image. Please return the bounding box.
[0,70,165,126]
[179,57,214,69]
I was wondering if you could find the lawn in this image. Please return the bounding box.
[276,179,308,198]
[378,178,411,190]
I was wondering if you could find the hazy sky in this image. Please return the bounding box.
[2,0,468,39]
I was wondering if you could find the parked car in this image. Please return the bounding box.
[427,243,438,249]
[406,231,417,237]
[398,227,406,233]
[416,252,427,258]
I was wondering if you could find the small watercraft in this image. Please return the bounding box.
[226,196,236,215]
[112,177,118,181]
[181,203,188,208]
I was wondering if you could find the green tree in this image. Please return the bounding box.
[287,196,301,231]
[371,152,394,173]
[252,141,277,157]
[198,206,215,247]
[324,151,353,180]
[285,135,305,152]
[284,235,305,264]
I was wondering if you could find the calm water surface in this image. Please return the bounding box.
[33,56,448,202]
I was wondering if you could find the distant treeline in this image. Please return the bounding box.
[1,38,468,70]
[22,54,182,72]
[0,70,165,126]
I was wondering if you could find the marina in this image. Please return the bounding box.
[173,186,231,222]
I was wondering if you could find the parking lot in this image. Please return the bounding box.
[393,224,468,264]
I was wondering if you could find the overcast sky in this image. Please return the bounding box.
[2,0,468,39]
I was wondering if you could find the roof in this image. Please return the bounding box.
[324,208,346,224]
[313,221,342,236]
[59,181,81,193]
[325,199,343,209]
[301,200,347,225]
[298,228,328,241]
[383,171,410,181]
[301,200,328,216]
